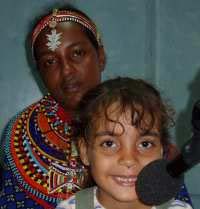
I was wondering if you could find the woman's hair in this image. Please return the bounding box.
[74,77,175,153]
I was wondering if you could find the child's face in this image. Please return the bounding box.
[79,104,163,208]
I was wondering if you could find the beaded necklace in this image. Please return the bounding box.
[5,94,86,204]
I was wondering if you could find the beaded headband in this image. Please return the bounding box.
[31,9,102,51]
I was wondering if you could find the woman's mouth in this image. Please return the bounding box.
[62,82,80,93]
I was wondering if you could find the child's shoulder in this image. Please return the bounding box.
[170,199,193,209]
[56,195,76,209]
[155,199,193,209]
[56,187,104,209]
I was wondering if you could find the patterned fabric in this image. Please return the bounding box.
[56,187,193,209]
[0,95,86,208]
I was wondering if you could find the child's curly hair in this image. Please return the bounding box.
[74,76,175,155]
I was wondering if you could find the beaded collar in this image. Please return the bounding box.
[5,94,86,204]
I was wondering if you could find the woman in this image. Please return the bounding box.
[0,6,105,209]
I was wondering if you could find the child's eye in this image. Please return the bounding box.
[138,141,153,149]
[137,140,155,152]
[101,140,116,148]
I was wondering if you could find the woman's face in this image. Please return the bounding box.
[34,23,105,112]
[79,105,163,208]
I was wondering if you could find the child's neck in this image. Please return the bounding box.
[97,190,152,209]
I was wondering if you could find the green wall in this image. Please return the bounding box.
[0,0,200,207]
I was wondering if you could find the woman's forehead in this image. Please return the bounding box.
[35,22,86,43]
[33,22,93,55]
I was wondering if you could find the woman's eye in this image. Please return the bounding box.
[71,48,85,59]
[44,58,57,66]
[39,57,58,70]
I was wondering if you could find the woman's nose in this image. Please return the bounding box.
[61,59,76,76]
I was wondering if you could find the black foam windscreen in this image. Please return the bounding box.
[192,100,200,132]
[135,159,184,206]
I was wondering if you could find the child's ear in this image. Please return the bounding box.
[78,137,90,166]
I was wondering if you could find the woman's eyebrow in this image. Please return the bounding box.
[68,40,89,48]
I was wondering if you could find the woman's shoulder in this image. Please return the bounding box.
[3,98,41,126]
[1,100,39,138]
[2,96,45,132]
[0,96,44,164]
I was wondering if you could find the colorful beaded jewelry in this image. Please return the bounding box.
[4,94,86,204]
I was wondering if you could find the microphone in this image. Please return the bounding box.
[135,100,200,206]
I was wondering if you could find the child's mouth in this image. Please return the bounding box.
[113,176,137,187]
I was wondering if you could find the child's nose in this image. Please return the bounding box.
[118,149,138,168]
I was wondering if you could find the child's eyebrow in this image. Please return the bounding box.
[140,131,160,138]
[94,130,115,137]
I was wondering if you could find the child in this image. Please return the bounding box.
[56,77,193,209]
